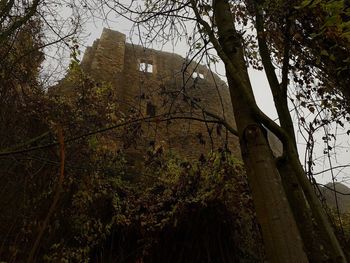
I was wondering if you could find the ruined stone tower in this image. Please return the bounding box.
[55,28,241,160]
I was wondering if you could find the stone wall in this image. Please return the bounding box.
[58,28,241,161]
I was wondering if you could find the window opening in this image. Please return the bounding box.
[139,62,153,73]
[192,72,204,79]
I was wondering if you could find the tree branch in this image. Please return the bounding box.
[0,0,40,43]
[0,113,238,157]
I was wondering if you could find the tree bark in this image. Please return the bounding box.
[211,0,308,262]
[277,159,327,262]
[254,3,328,260]
[240,123,308,263]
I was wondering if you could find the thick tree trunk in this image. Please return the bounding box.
[277,160,327,262]
[212,1,308,262]
[227,75,308,262]
[254,4,331,261]
[240,123,308,263]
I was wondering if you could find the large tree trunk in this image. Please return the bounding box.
[240,123,308,262]
[277,160,327,262]
[253,4,330,260]
[212,0,308,262]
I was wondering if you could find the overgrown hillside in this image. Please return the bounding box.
[1,1,350,262]
[0,44,264,261]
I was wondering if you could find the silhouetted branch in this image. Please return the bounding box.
[0,113,238,157]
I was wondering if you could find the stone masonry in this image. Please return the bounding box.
[79,28,242,160]
[53,28,284,166]
[55,28,244,163]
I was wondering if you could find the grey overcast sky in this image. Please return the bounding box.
[52,5,349,186]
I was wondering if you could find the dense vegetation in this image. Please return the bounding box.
[1,0,350,262]
[0,38,264,261]
[0,70,264,262]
